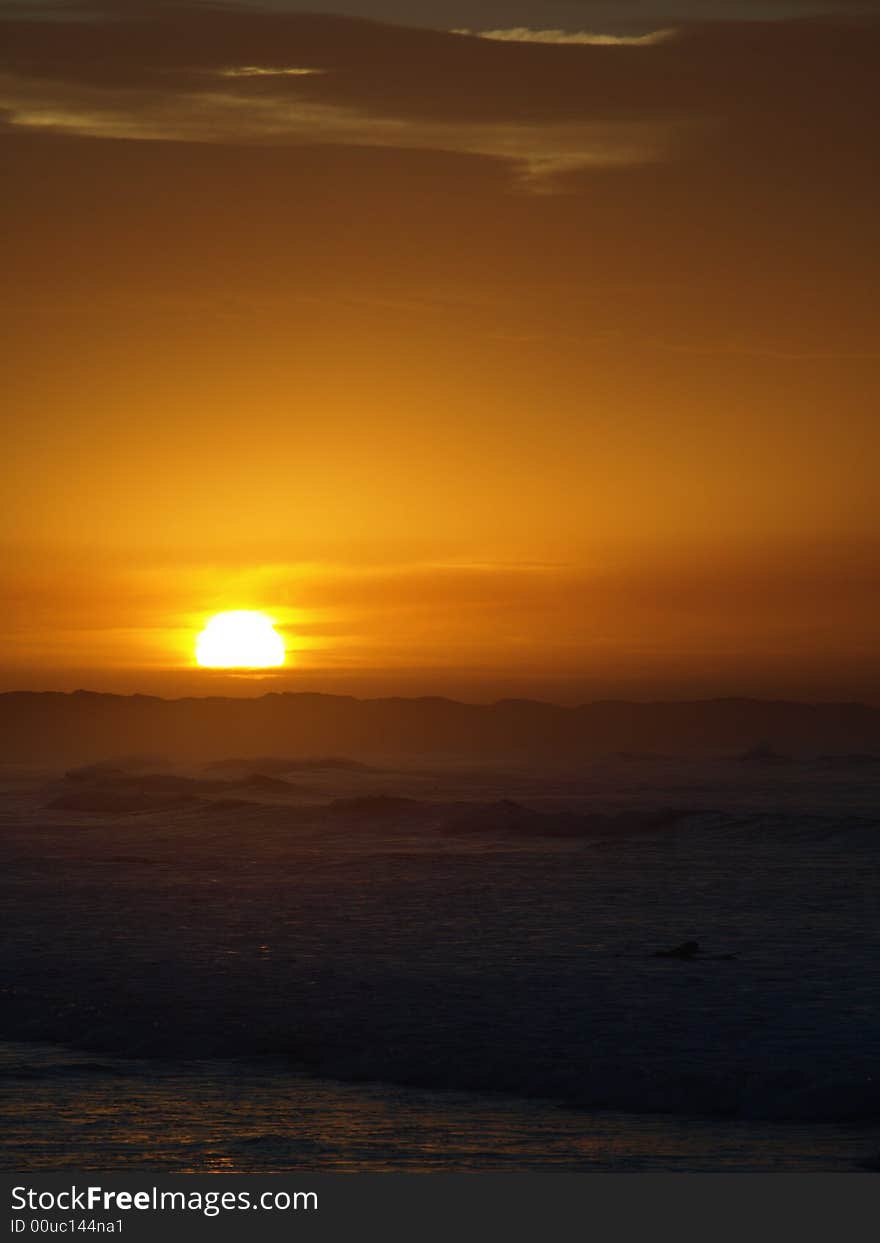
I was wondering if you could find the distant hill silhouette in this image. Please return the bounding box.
[2,690,880,766]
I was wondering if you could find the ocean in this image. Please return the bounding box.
[2,753,880,1172]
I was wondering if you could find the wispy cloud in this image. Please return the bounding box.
[452,28,676,47]
[0,71,682,184]
[217,66,325,78]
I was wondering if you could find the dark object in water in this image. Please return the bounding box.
[739,744,791,765]
[652,941,739,962]
[655,940,701,959]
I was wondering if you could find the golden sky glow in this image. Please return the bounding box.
[2,4,879,702]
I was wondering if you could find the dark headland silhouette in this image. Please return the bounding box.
[2,690,880,766]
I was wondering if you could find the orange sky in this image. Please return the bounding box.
[2,4,879,701]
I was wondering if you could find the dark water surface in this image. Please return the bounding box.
[3,758,880,1170]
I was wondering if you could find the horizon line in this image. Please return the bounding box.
[1,688,878,712]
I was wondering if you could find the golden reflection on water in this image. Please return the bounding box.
[1,1047,877,1173]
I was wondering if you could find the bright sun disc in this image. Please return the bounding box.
[195,611,286,669]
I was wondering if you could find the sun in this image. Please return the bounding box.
[195,611,286,669]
